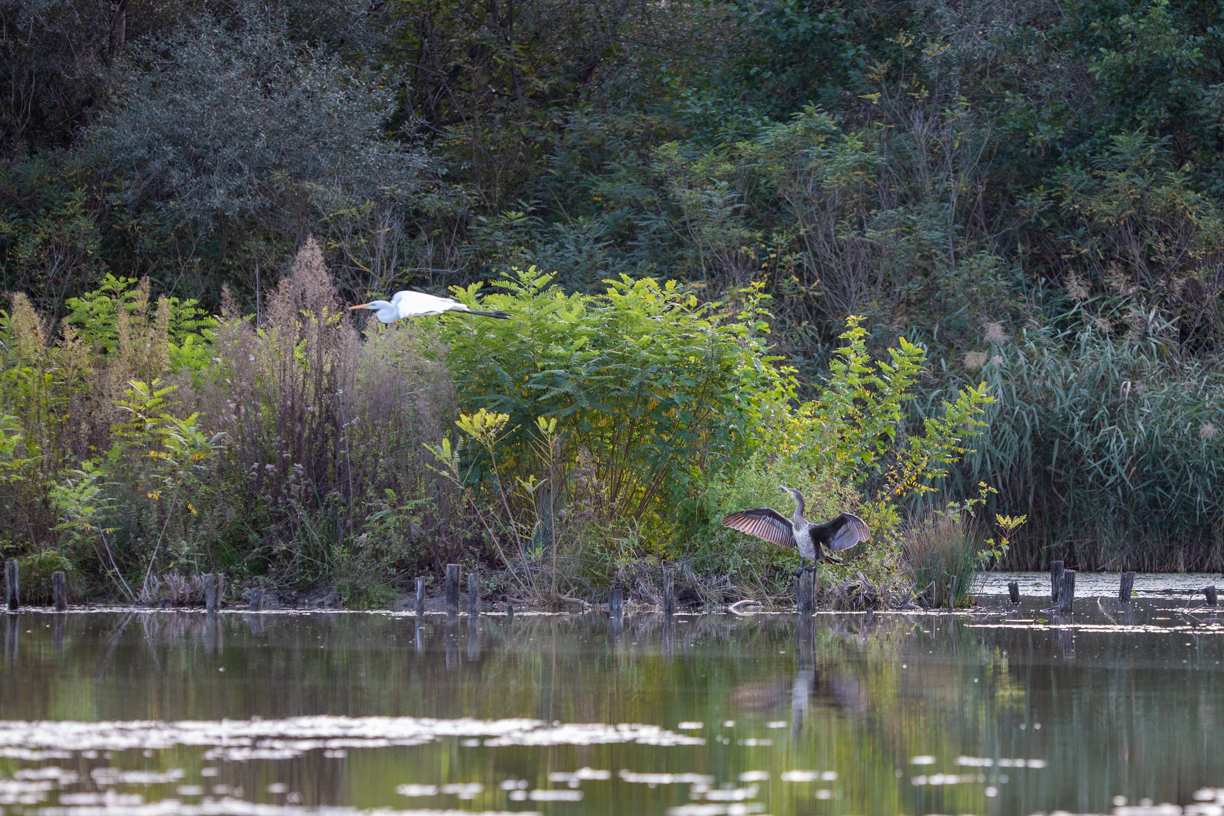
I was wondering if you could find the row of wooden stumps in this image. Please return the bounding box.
[1047,561,1130,611]
[416,564,671,619]
[10,558,1222,614]
[4,562,227,612]
[1035,564,1217,609]
[413,564,510,619]
[1002,565,1204,611]
[5,561,69,611]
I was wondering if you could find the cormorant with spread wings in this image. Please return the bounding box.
[722,486,869,575]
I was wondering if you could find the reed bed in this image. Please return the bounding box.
[916,310,1224,570]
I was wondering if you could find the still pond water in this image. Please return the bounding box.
[3,574,1224,815]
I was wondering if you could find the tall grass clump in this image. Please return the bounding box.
[902,511,980,609]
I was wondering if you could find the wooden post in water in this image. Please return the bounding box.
[5,561,17,611]
[216,573,225,608]
[415,578,426,617]
[1119,571,1135,602]
[797,570,816,615]
[1058,569,1076,613]
[445,564,459,616]
[203,573,217,612]
[52,571,67,611]
[1050,561,1064,602]
[1207,586,1219,607]
[467,573,480,618]
[248,588,263,611]
[662,564,676,616]
[608,587,623,617]
[949,576,958,611]
[1007,580,1020,605]
[505,600,514,621]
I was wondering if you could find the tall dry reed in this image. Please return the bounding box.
[200,237,465,591]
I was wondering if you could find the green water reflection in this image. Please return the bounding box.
[1,600,1223,814]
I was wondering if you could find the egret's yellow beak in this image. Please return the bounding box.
[349,304,371,310]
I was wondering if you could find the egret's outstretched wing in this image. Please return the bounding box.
[390,290,453,318]
[827,513,870,552]
[390,290,510,319]
[721,508,795,549]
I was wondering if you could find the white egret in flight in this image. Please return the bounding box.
[349,290,510,323]
[721,486,870,575]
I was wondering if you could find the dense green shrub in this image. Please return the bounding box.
[431,269,790,554]
[0,155,107,314]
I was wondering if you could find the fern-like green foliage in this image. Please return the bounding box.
[64,275,217,378]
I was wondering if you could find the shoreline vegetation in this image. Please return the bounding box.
[0,241,994,610]
[4,0,1224,608]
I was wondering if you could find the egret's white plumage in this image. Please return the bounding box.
[349,290,509,323]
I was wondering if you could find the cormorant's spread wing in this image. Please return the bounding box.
[827,513,870,552]
[721,508,795,549]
